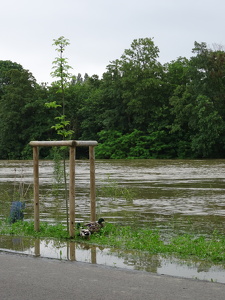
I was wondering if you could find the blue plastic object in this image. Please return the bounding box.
[9,201,25,223]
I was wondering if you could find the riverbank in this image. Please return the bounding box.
[1,220,225,264]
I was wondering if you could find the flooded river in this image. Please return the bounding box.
[1,159,225,235]
[0,159,225,282]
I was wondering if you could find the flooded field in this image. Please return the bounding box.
[1,159,225,235]
[1,159,225,282]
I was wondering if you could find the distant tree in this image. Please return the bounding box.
[93,38,175,158]
[169,42,225,158]
[0,62,37,158]
[0,60,23,98]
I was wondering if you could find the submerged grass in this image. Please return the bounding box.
[0,220,70,240]
[1,220,225,263]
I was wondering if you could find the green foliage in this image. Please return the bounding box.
[45,100,61,109]
[51,36,72,91]
[45,36,74,140]
[0,221,69,239]
[96,129,175,159]
[2,38,225,159]
[190,95,225,157]
[1,220,225,263]
[168,233,225,262]
[168,43,225,158]
[0,63,38,159]
[52,115,74,137]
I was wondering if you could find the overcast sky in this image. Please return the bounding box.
[1,0,225,84]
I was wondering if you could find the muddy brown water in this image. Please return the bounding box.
[0,159,225,283]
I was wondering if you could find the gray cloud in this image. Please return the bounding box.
[1,0,224,83]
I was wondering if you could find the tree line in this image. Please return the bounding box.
[1,38,225,160]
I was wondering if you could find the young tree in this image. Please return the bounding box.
[45,36,74,232]
[47,36,74,138]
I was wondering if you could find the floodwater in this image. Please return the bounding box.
[1,235,225,283]
[0,159,225,283]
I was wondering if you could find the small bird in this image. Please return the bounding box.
[84,218,105,234]
[79,228,91,239]
[76,223,90,239]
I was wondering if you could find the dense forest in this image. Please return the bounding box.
[1,38,225,160]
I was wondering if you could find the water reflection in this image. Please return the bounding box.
[1,235,225,283]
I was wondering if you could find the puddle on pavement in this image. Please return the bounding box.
[1,235,225,284]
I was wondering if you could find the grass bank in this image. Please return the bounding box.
[1,220,225,263]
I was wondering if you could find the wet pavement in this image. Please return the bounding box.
[1,235,225,284]
[1,251,225,300]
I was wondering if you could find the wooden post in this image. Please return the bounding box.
[69,242,76,261]
[69,146,76,237]
[33,146,39,231]
[91,246,97,264]
[34,239,40,257]
[30,140,98,234]
[89,146,96,222]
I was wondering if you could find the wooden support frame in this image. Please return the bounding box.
[29,140,98,237]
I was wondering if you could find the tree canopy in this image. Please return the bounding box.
[1,38,225,159]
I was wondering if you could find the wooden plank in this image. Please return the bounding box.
[29,140,76,147]
[75,141,98,147]
[29,140,98,147]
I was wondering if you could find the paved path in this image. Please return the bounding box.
[0,251,224,300]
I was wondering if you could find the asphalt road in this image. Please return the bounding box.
[0,251,224,300]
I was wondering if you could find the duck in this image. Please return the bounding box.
[84,218,105,234]
[76,223,91,239]
[79,228,91,239]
